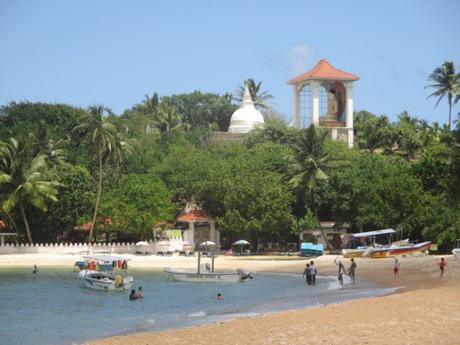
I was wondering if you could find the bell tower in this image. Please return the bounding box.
[288,59,359,148]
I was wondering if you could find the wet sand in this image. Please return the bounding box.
[1,253,459,344]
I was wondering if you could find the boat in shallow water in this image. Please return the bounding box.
[164,267,252,283]
[164,245,253,283]
[77,255,134,291]
[83,271,134,291]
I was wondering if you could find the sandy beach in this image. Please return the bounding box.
[1,253,459,345]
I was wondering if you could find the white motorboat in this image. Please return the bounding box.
[164,247,253,283]
[83,271,134,291]
[164,267,252,283]
[453,239,460,259]
[77,255,134,291]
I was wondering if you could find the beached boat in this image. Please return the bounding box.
[452,239,460,259]
[83,271,134,291]
[342,248,366,258]
[364,241,431,259]
[342,229,396,258]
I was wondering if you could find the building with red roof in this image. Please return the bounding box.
[288,59,359,148]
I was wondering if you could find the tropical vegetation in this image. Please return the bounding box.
[0,61,459,252]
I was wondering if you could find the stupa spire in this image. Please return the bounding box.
[242,85,254,107]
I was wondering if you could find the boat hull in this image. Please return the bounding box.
[342,249,365,258]
[365,241,431,259]
[164,268,249,283]
[452,248,460,260]
[83,274,134,291]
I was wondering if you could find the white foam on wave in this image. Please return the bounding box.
[188,311,206,317]
[327,280,342,290]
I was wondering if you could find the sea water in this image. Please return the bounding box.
[0,267,395,345]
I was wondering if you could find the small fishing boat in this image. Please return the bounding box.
[364,241,431,258]
[83,271,134,291]
[77,255,134,291]
[164,267,252,283]
[452,239,460,259]
[164,242,253,283]
[342,229,396,258]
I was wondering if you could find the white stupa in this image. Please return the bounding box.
[228,86,264,133]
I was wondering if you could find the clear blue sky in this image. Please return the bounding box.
[1,0,459,124]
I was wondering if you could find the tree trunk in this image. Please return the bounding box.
[448,97,452,130]
[313,206,333,250]
[19,202,33,244]
[88,152,103,243]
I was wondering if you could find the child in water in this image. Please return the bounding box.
[32,264,38,274]
[217,292,223,301]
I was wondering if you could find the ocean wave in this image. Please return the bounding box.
[188,311,206,317]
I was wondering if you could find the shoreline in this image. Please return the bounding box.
[1,253,459,344]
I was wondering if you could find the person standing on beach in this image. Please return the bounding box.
[303,263,312,286]
[439,257,447,278]
[310,261,317,286]
[348,258,357,284]
[393,259,400,277]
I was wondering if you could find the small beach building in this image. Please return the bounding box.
[298,221,350,250]
[177,209,219,246]
[0,220,17,246]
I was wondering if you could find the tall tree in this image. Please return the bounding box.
[235,79,273,110]
[72,106,133,243]
[426,61,460,129]
[284,126,343,247]
[0,138,59,243]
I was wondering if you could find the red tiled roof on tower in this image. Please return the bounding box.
[177,210,214,223]
[287,59,359,84]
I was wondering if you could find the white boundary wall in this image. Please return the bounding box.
[0,241,185,255]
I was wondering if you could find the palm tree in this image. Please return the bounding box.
[235,79,273,110]
[285,126,345,248]
[0,138,59,243]
[73,106,133,243]
[426,61,460,129]
[151,103,181,132]
[354,112,394,154]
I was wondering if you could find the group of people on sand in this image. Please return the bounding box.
[129,286,144,300]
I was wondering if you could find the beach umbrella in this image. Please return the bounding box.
[136,241,149,246]
[233,239,250,255]
[199,240,217,254]
[199,241,216,246]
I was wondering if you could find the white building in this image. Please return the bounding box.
[228,86,264,133]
